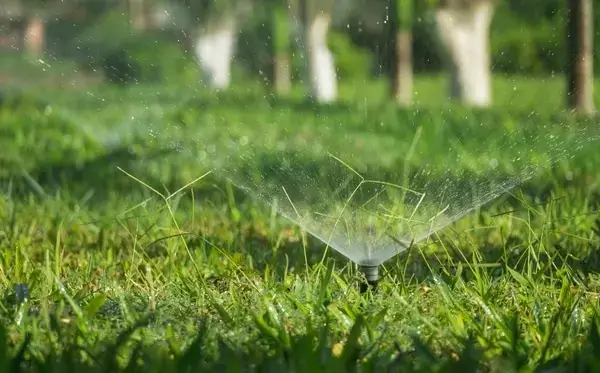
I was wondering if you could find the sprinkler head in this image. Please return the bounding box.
[359,264,379,293]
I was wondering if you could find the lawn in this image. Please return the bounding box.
[0,69,600,372]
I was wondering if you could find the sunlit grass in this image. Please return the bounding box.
[0,74,599,371]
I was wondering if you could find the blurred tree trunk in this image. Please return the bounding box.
[271,5,292,94]
[180,0,241,90]
[193,16,237,90]
[435,0,494,107]
[24,15,44,56]
[298,0,337,103]
[389,0,413,106]
[566,0,595,115]
[128,0,148,31]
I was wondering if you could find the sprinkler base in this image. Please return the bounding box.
[358,264,379,293]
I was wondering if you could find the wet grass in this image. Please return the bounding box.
[0,74,599,372]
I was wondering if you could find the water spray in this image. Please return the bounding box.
[359,264,380,293]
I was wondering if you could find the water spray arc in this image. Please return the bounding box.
[45,78,600,299]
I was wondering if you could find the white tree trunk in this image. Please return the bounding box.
[24,15,45,56]
[304,12,337,102]
[435,1,494,107]
[129,0,147,30]
[193,18,237,90]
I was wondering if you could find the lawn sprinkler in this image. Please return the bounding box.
[359,264,380,293]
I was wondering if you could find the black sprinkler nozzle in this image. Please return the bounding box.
[359,264,379,293]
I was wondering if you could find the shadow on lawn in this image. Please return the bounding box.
[2,146,223,205]
[182,90,360,115]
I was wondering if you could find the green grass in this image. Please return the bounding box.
[0,71,600,372]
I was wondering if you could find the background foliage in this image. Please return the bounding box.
[31,0,600,85]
